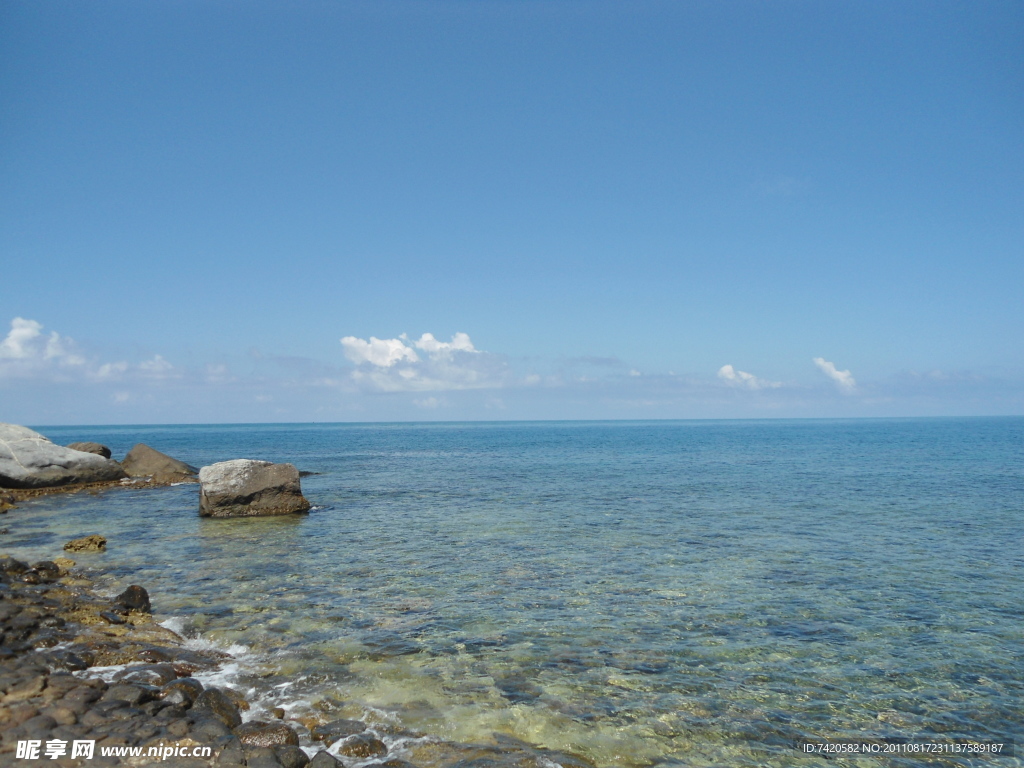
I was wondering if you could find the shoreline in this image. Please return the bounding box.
[0,499,597,768]
[0,551,411,768]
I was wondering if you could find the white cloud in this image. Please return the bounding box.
[138,354,175,377]
[341,336,420,367]
[0,317,43,359]
[412,332,476,355]
[341,331,510,392]
[814,357,856,392]
[0,317,178,383]
[717,364,781,390]
[0,317,85,367]
[95,361,130,380]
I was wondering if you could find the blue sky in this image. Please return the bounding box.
[1,0,1021,424]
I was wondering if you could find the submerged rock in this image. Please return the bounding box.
[310,718,366,742]
[336,732,388,759]
[198,460,311,518]
[121,443,197,483]
[66,441,113,459]
[0,423,126,489]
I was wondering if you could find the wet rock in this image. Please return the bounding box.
[100,610,126,625]
[0,423,127,488]
[374,761,421,768]
[0,555,29,575]
[52,556,75,574]
[66,442,112,459]
[31,561,61,580]
[199,459,311,517]
[116,662,177,686]
[190,713,235,741]
[160,677,204,706]
[220,685,251,712]
[137,647,173,663]
[192,687,242,728]
[246,746,286,768]
[115,584,152,613]
[308,752,343,768]
[2,673,45,702]
[64,534,107,553]
[101,683,155,706]
[236,720,301,747]
[271,706,286,719]
[46,649,91,672]
[337,732,388,759]
[275,744,311,768]
[121,443,198,483]
[216,736,246,765]
[311,718,367,742]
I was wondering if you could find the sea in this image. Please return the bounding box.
[4,418,1022,767]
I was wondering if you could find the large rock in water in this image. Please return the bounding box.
[66,441,112,459]
[0,423,127,489]
[198,460,310,517]
[121,443,197,483]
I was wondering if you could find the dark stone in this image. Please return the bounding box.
[47,649,91,671]
[32,560,61,578]
[101,683,155,706]
[311,718,367,743]
[64,684,104,704]
[308,753,343,768]
[100,610,126,625]
[137,647,174,663]
[121,443,197,482]
[337,732,388,759]
[235,720,301,747]
[67,442,113,459]
[192,687,242,728]
[190,714,235,741]
[216,736,246,765]
[245,746,286,768]
[274,745,311,768]
[0,556,29,575]
[116,662,177,686]
[160,677,204,706]
[115,584,151,613]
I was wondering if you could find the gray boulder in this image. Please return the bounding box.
[0,423,126,489]
[121,443,197,482]
[66,441,112,459]
[199,460,310,517]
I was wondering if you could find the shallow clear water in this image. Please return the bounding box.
[4,419,1023,767]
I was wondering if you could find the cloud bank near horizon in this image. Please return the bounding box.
[717,364,782,390]
[340,332,511,392]
[0,317,177,383]
[1,317,1019,422]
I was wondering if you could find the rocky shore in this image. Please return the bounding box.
[0,556,414,768]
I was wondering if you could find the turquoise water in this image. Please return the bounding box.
[4,418,1023,767]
